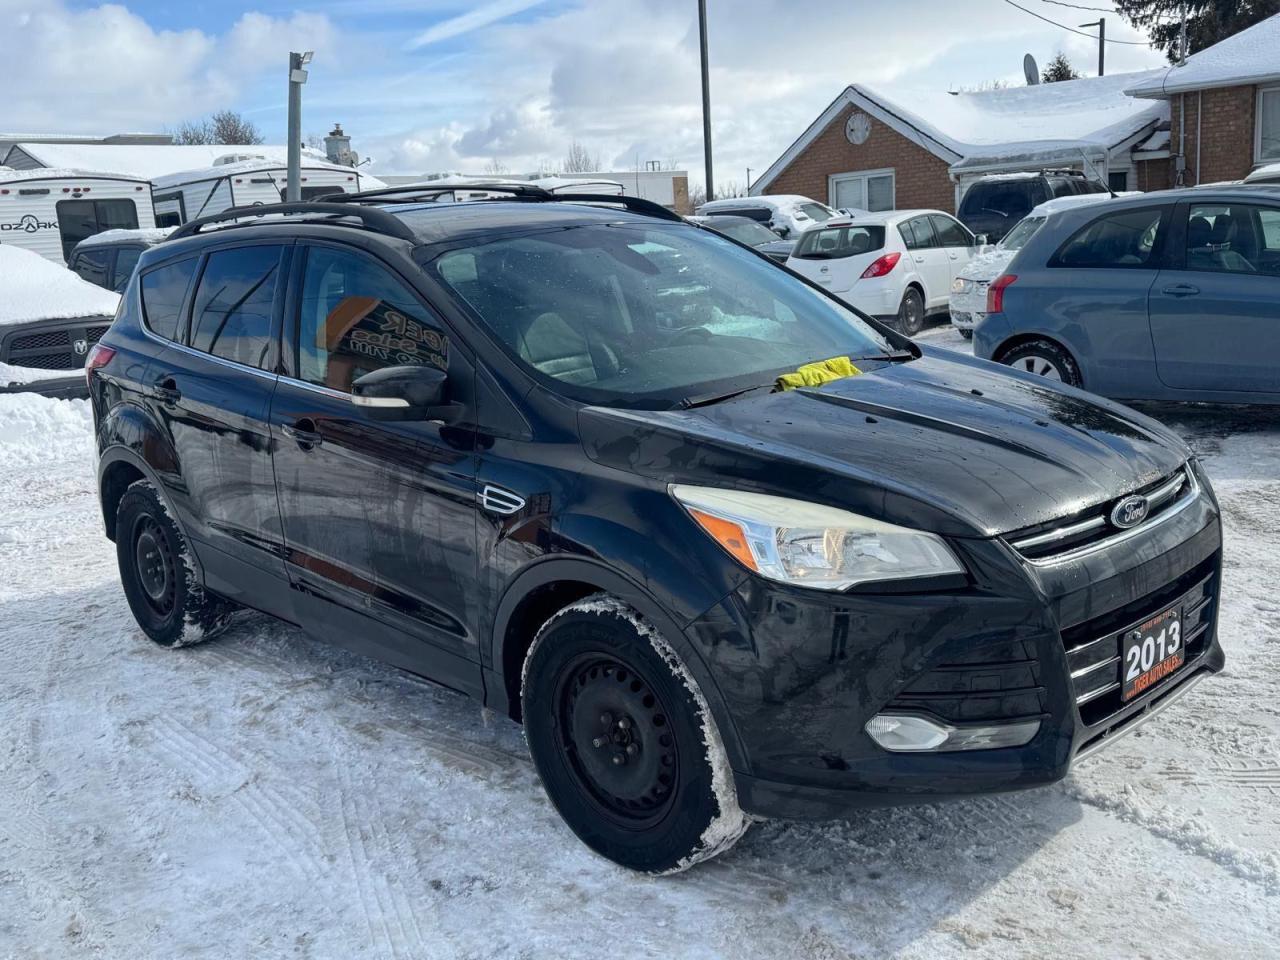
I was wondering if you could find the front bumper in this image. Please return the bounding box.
[0,374,89,400]
[688,483,1224,820]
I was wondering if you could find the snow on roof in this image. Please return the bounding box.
[755,72,1168,191]
[0,167,149,184]
[1126,13,1280,97]
[0,245,120,326]
[7,143,326,180]
[151,156,374,190]
[75,227,176,248]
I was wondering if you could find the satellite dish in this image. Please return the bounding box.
[1024,53,1040,85]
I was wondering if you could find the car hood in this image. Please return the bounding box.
[579,349,1190,538]
[755,239,795,257]
[957,248,1016,283]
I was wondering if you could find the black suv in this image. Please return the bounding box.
[958,171,1109,243]
[89,186,1223,873]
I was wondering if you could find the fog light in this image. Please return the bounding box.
[865,714,1041,752]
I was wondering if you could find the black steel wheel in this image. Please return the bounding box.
[115,479,237,648]
[522,595,748,873]
[898,287,926,336]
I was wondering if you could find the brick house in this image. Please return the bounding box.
[1124,13,1280,186]
[753,15,1280,213]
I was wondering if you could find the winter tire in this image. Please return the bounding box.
[115,479,237,648]
[999,338,1082,387]
[521,594,748,874]
[897,287,926,336]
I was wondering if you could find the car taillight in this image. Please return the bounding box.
[85,344,115,387]
[860,252,901,279]
[987,274,1017,313]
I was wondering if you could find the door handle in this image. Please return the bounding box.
[914,255,925,263]
[1162,283,1200,297]
[282,418,323,447]
[949,253,959,260]
[152,376,180,404]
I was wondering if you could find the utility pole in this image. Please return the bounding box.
[746,167,752,192]
[697,0,714,200]
[1079,17,1105,76]
[286,51,313,203]
[1178,3,1189,64]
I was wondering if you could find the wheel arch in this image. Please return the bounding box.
[992,333,1084,386]
[487,556,749,772]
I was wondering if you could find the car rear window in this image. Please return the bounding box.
[960,181,1037,222]
[139,257,199,342]
[793,225,885,259]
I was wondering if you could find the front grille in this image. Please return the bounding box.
[10,329,70,351]
[1061,556,1217,727]
[86,325,110,344]
[886,638,1046,724]
[9,351,83,370]
[1008,466,1195,562]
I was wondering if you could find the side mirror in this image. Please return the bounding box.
[351,365,462,423]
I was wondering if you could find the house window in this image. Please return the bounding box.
[1259,86,1280,162]
[1108,170,1130,192]
[829,169,895,212]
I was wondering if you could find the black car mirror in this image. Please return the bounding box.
[351,365,462,423]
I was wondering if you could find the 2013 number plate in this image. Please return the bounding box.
[1121,605,1184,702]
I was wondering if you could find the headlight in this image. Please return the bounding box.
[670,486,964,590]
[951,277,972,294]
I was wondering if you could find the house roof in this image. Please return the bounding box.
[1126,13,1280,97]
[753,72,1168,192]
[3,143,328,180]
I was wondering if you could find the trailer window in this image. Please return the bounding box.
[56,199,139,260]
[280,186,345,202]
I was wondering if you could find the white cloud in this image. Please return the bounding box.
[406,0,547,51]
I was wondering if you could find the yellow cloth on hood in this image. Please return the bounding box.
[775,356,862,392]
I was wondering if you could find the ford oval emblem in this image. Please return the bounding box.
[1110,494,1150,529]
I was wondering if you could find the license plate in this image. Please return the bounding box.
[1121,605,1184,702]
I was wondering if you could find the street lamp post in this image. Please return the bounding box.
[286,51,314,203]
[697,0,713,200]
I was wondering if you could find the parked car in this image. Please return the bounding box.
[90,186,1222,874]
[688,214,795,262]
[957,171,1108,244]
[0,244,119,399]
[976,184,1280,400]
[1243,163,1280,185]
[69,227,174,294]
[695,194,837,239]
[950,193,1133,338]
[785,209,976,334]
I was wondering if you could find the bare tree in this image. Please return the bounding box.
[563,140,601,173]
[172,110,264,145]
[483,157,510,176]
[305,133,324,150]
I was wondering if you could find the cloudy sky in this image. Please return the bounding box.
[5,0,1168,188]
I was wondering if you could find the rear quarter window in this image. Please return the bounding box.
[139,257,200,341]
[1051,207,1168,269]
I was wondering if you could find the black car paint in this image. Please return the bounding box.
[91,201,1223,819]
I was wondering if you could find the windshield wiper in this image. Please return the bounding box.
[851,350,915,363]
[679,383,775,410]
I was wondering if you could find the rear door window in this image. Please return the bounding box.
[139,257,200,341]
[792,225,886,259]
[899,217,936,250]
[1053,207,1168,269]
[71,248,110,287]
[189,245,284,369]
[1184,203,1280,276]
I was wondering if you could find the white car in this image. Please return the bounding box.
[949,192,1135,338]
[696,195,837,240]
[785,209,975,335]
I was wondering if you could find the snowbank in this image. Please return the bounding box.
[0,391,93,464]
[0,245,120,326]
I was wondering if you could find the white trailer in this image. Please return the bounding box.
[0,167,156,265]
[151,156,385,226]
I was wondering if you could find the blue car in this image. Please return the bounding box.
[975,185,1280,402]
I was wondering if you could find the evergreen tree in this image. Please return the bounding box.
[1042,52,1081,82]
[1115,0,1280,62]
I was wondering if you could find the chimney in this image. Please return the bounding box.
[324,123,357,167]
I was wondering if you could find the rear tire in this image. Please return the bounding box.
[115,479,237,648]
[521,594,748,874]
[897,288,925,336]
[998,339,1082,387]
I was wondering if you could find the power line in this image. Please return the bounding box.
[1036,0,1114,12]
[999,0,1151,44]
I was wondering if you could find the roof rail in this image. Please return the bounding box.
[321,182,685,223]
[168,201,419,244]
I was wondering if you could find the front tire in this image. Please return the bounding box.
[115,479,236,648]
[522,595,748,873]
[998,338,1082,387]
[897,287,925,336]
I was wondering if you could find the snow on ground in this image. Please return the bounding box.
[1,345,1278,958]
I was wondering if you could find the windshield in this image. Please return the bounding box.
[793,224,886,260]
[997,215,1046,251]
[710,219,784,246]
[431,222,894,408]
